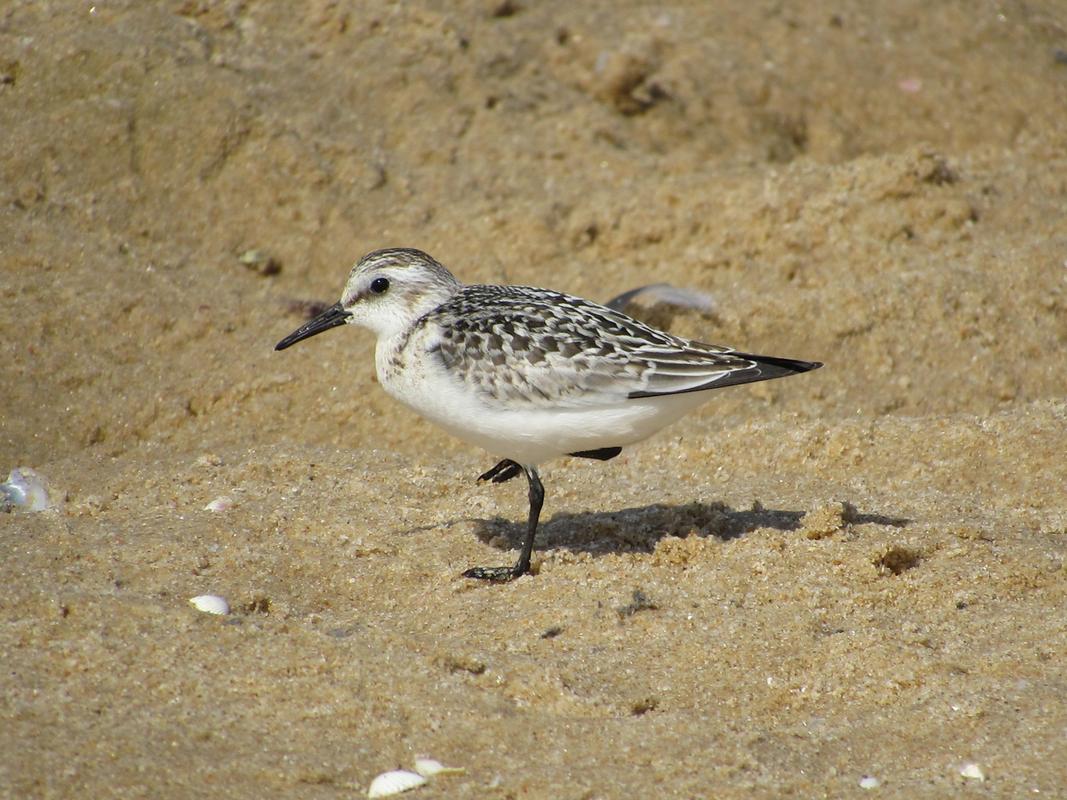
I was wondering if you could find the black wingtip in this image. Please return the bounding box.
[739,354,823,375]
[628,352,822,398]
[722,353,822,387]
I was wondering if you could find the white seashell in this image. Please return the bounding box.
[604,283,716,314]
[189,595,230,615]
[413,757,465,778]
[858,775,880,789]
[0,467,53,512]
[204,496,233,512]
[959,762,985,781]
[367,770,427,798]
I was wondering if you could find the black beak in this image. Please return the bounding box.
[275,302,351,351]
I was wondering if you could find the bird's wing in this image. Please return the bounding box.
[426,286,815,408]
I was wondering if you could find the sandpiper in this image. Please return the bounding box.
[276,248,821,581]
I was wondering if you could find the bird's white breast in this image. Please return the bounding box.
[375,326,711,466]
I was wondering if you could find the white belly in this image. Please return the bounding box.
[376,338,710,465]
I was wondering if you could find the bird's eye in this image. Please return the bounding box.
[370,277,390,295]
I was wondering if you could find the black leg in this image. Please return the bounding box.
[514,467,544,575]
[463,466,544,582]
[568,446,622,461]
[478,459,521,484]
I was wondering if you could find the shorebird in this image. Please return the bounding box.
[276,248,821,581]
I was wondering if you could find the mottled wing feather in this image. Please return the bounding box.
[631,350,823,398]
[630,347,760,397]
[426,285,761,408]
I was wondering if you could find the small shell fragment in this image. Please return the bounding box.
[858,775,880,790]
[959,762,986,782]
[1,467,53,512]
[238,248,281,276]
[367,770,427,798]
[204,496,233,512]
[413,757,465,778]
[189,595,230,615]
[604,283,716,314]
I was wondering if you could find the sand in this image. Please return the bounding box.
[2,1,1066,797]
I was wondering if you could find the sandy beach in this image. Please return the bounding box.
[2,1,1066,797]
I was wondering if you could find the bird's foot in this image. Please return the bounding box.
[462,563,528,582]
[478,459,521,484]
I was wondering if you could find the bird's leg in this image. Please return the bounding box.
[478,459,521,484]
[568,446,622,461]
[463,466,544,582]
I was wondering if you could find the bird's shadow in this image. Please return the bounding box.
[467,501,910,557]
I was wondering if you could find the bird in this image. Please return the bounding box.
[275,247,821,582]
